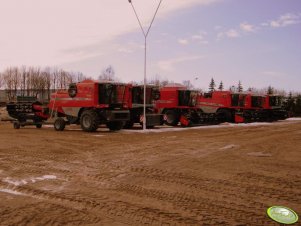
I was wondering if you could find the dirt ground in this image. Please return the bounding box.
[0,120,300,226]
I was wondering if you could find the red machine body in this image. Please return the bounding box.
[261,94,288,120]
[197,91,247,122]
[155,86,200,126]
[124,85,161,128]
[48,80,131,132]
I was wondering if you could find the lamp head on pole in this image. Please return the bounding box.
[128,0,132,3]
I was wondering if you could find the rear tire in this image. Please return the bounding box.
[54,118,65,131]
[80,110,99,132]
[164,110,179,126]
[107,121,123,131]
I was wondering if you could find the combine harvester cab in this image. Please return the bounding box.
[49,80,130,132]
[124,85,162,129]
[155,85,201,127]
[262,94,288,121]
[6,96,49,129]
[197,91,248,123]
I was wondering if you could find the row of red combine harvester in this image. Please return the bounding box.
[6,80,288,132]
[156,85,288,126]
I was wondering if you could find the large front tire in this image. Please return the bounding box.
[80,110,99,132]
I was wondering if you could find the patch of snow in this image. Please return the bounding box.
[3,175,57,186]
[0,188,24,196]
[122,122,272,133]
[3,178,27,186]
[285,117,301,121]
[43,125,54,128]
[36,175,57,180]
[220,144,238,150]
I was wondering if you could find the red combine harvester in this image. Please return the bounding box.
[49,80,130,131]
[7,80,131,132]
[197,91,288,123]
[124,85,161,129]
[197,91,247,123]
[155,85,201,126]
[241,93,266,122]
[262,94,288,121]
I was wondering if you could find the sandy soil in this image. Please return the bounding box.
[0,120,300,226]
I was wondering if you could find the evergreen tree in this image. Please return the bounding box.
[285,92,295,116]
[209,78,216,92]
[295,95,301,116]
[237,80,243,92]
[218,81,224,91]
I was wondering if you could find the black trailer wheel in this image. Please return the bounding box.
[13,122,21,129]
[80,110,99,132]
[107,121,123,131]
[54,118,66,131]
[164,110,179,126]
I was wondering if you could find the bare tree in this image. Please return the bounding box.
[98,65,117,81]
[182,80,193,89]
[0,72,4,89]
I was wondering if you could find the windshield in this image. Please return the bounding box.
[251,96,263,108]
[99,84,126,106]
[231,94,246,107]
[178,90,198,106]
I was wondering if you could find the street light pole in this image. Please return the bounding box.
[128,0,163,131]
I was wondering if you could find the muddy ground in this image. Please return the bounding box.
[0,120,300,226]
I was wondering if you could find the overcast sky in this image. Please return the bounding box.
[0,0,300,91]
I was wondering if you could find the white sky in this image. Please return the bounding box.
[0,0,216,67]
[1,0,300,91]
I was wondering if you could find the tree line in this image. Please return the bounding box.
[1,66,301,116]
[0,66,90,101]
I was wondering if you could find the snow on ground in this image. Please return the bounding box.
[219,144,239,150]
[122,122,272,133]
[122,118,301,134]
[0,189,24,196]
[285,117,301,121]
[3,175,57,186]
